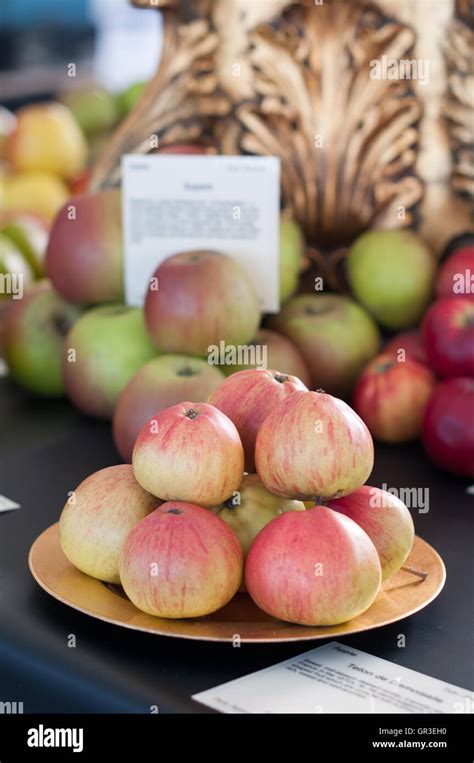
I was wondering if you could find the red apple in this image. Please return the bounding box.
[132,402,244,507]
[353,353,436,443]
[46,189,123,304]
[119,501,243,618]
[208,369,307,472]
[245,506,381,626]
[327,485,414,581]
[421,377,474,477]
[220,328,311,387]
[144,251,261,356]
[255,390,374,500]
[59,464,158,583]
[436,246,474,301]
[113,355,224,463]
[384,329,427,365]
[422,297,474,378]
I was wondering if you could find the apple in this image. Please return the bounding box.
[269,294,380,397]
[219,328,311,386]
[422,297,474,378]
[145,251,261,356]
[347,229,436,329]
[6,102,87,181]
[1,213,49,278]
[113,355,225,463]
[327,485,414,581]
[116,80,147,117]
[0,234,34,299]
[46,189,123,304]
[63,304,156,418]
[214,473,305,557]
[208,369,308,472]
[3,171,69,222]
[384,329,427,365]
[422,377,474,478]
[3,280,82,396]
[279,215,305,304]
[436,246,474,301]
[353,353,436,443]
[120,501,243,618]
[59,464,158,584]
[245,506,381,626]
[60,86,118,137]
[255,390,374,500]
[133,402,244,506]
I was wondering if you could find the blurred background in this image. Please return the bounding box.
[0,0,161,108]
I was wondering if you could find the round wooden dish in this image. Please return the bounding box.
[29,524,446,643]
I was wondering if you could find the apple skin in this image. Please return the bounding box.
[255,390,374,500]
[245,506,381,626]
[213,473,306,557]
[279,216,305,304]
[3,280,82,397]
[119,501,243,618]
[0,233,34,297]
[422,297,474,378]
[59,464,158,584]
[436,246,474,301]
[208,369,308,472]
[421,377,474,478]
[347,229,436,329]
[144,251,261,356]
[353,353,436,443]
[384,329,427,366]
[6,102,87,181]
[46,189,123,304]
[113,355,225,463]
[60,86,118,137]
[1,213,49,278]
[3,171,69,222]
[219,328,311,386]
[269,294,380,397]
[327,485,414,581]
[63,304,156,418]
[133,402,244,507]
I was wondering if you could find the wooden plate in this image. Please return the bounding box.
[29,524,446,643]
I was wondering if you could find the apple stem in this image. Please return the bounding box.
[314,496,323,506]
[401,565,428,580]
[186,408,199,419]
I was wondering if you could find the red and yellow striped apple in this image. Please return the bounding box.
[113,355,224,463]
[59,464,158,584]
[245,506,381,625]
[255,390,374,501]
[46,189,123,304]
[219,328,311,386]
[119,501,243,618]
[144,251,261,356]
[353,353,436,443]
[208,368,308,472]
[327,485,414,581]
[132,402,244,507]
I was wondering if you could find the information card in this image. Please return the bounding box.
[122,154,281,312]
[193,641,473,714]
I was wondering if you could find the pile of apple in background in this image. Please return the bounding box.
[60,372,415,625]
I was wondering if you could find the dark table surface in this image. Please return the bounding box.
[0,376,473,713]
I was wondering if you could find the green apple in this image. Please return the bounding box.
[214,473,306,558]
[63,304,157,419]
[0,233,34,299]
[269,293,380,397]
[60,86,118,137]
[347,229,436,329]
[280,215,305,304]
[3,280,82,396]
[1,214,49,278]
[116,81,147,118]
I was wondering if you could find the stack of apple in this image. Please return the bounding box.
[59,369,415,626]
[346,231,474,479]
